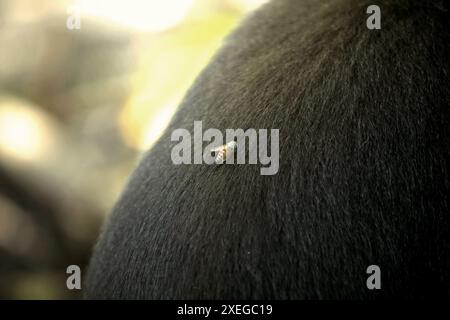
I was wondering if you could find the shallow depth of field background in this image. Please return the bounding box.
[0,0,266,299]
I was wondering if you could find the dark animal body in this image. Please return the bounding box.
[85,0,450,299]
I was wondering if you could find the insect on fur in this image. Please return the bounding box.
[210,141,237,164]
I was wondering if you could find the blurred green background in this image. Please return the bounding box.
[0,0,266,299]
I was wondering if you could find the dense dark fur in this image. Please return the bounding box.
[85,0,449,299]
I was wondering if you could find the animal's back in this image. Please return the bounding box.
[85,0,450,299]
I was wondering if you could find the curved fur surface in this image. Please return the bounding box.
[86,0,449,299]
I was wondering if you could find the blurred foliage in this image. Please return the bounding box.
[0,0,266,299]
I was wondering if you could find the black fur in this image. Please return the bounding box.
[85,0,450,299]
